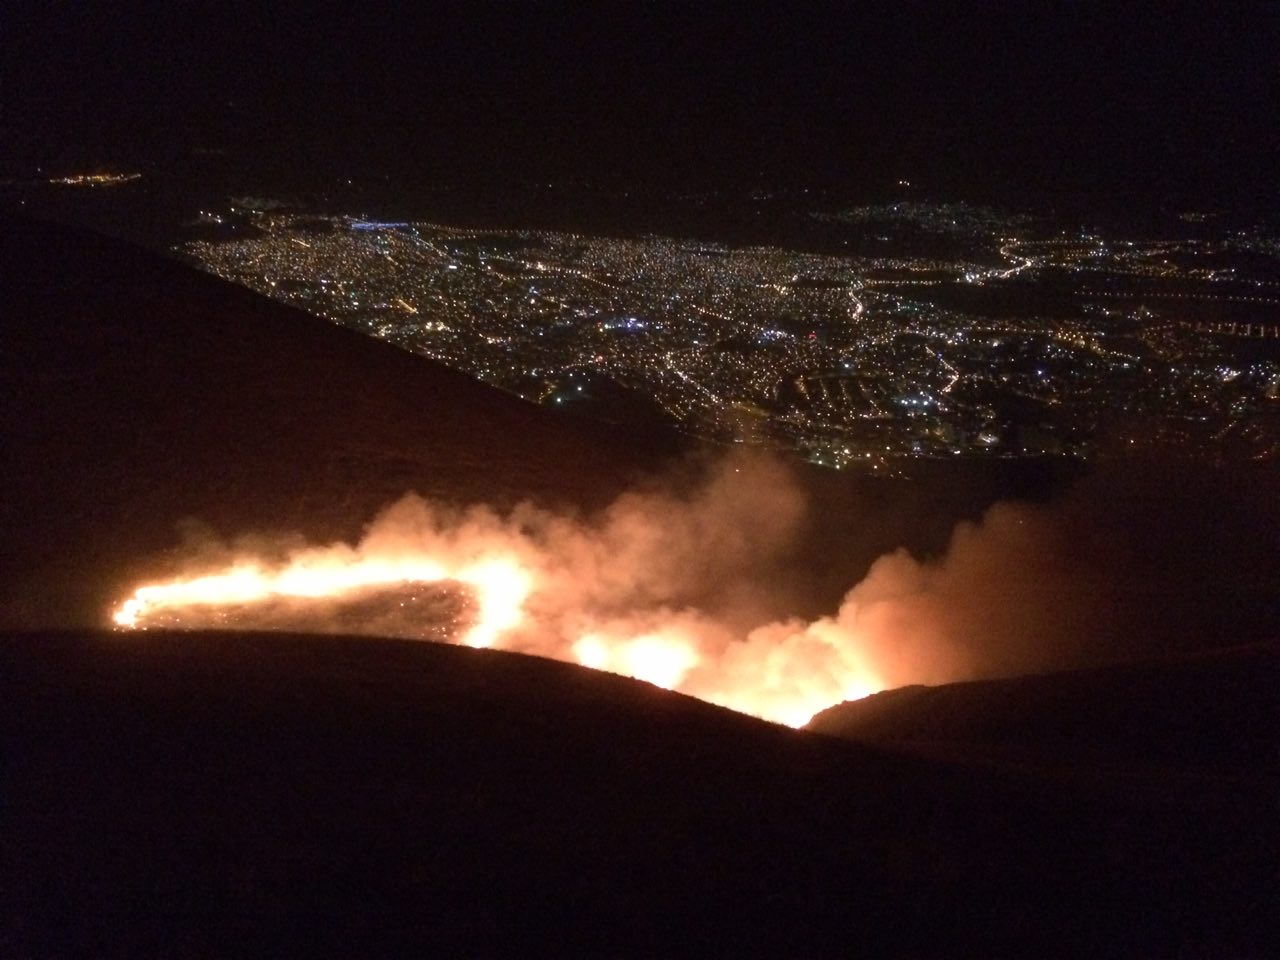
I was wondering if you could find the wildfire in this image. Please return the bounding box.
[113,555,531,651]
[110,476,890,727]
[111,546,885,726]
[572,630,701,690]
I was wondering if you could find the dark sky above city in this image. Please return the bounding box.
[4,2,1277,205]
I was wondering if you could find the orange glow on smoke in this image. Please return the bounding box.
[113,546,885,726]
[572,630,701,690]
[110,484,888,728]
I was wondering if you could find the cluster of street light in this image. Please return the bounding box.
[183,205,1280,468]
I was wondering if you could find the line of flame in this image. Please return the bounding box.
[112,555,883,727]
[112,556,530,650]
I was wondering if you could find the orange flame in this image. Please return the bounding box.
[113,555,530,651]
[111,517,884,727]
[571,630,701,690]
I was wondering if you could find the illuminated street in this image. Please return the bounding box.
[184,205,1280,468]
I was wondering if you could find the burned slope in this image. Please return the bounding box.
[0,215,684,628]
[3,629,1273,958]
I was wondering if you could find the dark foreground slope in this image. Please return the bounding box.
[809,641,1280,776]
[3,630,1274,958]
[806,642,1279,955]
[0,215,683,628]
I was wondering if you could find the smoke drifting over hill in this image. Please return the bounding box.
[116,453,1279,725]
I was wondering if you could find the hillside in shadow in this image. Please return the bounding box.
[809,641,1279,778]
[3,629,1273,957]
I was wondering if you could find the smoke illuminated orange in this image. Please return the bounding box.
[111,542,884,727]
[572,630,701,690]
[110,462,898,727]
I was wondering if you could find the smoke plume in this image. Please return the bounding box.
[115,452,1280,726]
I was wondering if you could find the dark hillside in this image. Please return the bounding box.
[809,641,1280,778]
[0,215,684,627]
[3,630,1274,957]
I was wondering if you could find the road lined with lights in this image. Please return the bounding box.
[183,204,1280,467]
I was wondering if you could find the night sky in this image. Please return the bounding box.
[4,3,1277,205]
